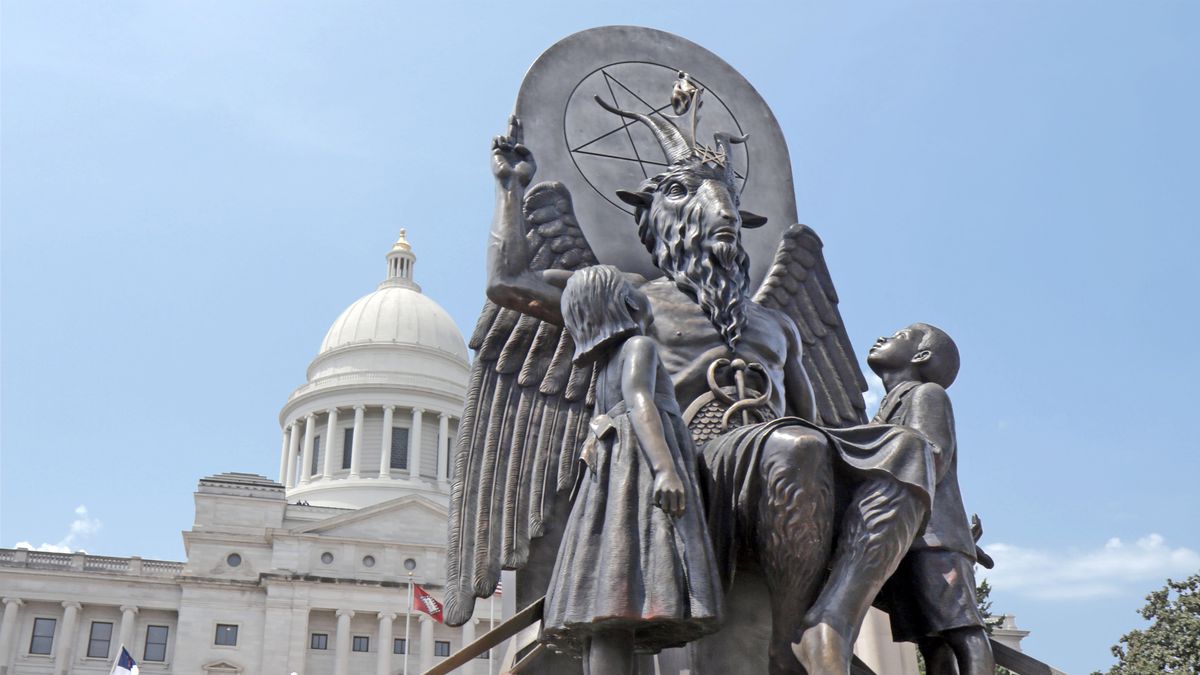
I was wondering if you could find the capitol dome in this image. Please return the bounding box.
[277,230,470,510]
[317,233,468,363]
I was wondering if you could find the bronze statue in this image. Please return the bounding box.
[868,324,995,675]
[542,264,723,673]
[444,84,942,673]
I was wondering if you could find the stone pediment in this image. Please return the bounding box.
[290,493,449,542]
[202,660,242,673]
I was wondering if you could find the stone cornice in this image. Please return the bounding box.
[287,493,448,535]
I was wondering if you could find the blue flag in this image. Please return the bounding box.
[111,646,138,675]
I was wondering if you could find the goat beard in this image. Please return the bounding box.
[643,205,752,348]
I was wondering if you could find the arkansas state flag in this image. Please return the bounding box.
[413,584,444,623]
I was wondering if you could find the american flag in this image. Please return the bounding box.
[494,581,503,597]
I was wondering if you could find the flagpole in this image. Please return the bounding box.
[404,570,413,675]
[489,594,496,669]
[110,643,122,673]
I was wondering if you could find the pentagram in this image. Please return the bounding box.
[564,62,749,215]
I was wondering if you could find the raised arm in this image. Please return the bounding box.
[485,115,568,324]
[620,335,686,517]
[905,383,956,481]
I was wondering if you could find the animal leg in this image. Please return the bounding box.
[757,428,836,675]
[793,478,923,675]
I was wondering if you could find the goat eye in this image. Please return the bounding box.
[666,183,687,199]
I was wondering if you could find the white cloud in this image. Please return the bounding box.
[13,505,101,553]
[863,372,885,418]
[979,533,1200,600]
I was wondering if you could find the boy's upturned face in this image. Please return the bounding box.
[867,325,924,374]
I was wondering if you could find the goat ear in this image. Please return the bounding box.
[616,190,653,209]
[739,210,768,228]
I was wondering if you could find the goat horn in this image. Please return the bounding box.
[594,96,693,164]
[712,132,748,186]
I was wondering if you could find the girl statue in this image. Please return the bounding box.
[542,264,724,674]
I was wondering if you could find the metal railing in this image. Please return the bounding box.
[424,598,1059,675]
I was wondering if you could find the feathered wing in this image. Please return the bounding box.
[443,181,598,626]
[754,223,868,428]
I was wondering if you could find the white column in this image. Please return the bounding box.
[117,605,138,655]
[54,601,81,675]
[379,406,395,478]
[322,408,340,478]
[349,405,366,478]
[461,618,477,675]
[0,598,23,675]
[854,608,919,675]
[410,408,424,477]
[286,607,310,675]
[334,609,354,675]
[284,423,300,489]
[278,426,291,484]
[418,613,435,672]
[437,413,450,482]
[376,612,396,675]
[301,414,316,484]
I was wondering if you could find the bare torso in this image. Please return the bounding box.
[635,277,793,416]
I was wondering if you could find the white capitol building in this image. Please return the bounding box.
[0,232,498,675]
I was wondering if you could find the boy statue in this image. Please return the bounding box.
[867,323,995,675]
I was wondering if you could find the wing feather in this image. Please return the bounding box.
[444,181,598,625]
[754,223,868,428]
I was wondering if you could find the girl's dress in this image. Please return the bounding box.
[542,347,724,656]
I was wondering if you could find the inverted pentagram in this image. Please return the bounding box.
[564,62,749,214]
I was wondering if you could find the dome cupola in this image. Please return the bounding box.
[276,231,469,510]
[382,228,419,291]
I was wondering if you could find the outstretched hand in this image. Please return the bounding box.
[654,469,686,518]
[492,115,536,189]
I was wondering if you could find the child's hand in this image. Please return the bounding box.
[654,469,686,518]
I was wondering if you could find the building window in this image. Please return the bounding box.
[390,427,409,470]
[435,640,451,657]
[214,624,238,646]
[144,625,169,662]
[352,635,369,652]
[29,618,55,655]
[476,651,490,659]
[362,555,376,568]
[342,428,354,469]
[310,633,328,650]
[312,436,322,474]
[226,552,242,567]
[86,621,113,658]
[320,551,334,564]
[393,638,406,654]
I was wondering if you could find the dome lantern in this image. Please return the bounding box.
[381,229,420,291]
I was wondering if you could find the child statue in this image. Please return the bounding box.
[868,323,995,674]
[542,264,723,675]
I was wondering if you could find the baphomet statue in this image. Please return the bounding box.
[442,78,941,675]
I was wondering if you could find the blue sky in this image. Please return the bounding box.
[2,2,1196,673]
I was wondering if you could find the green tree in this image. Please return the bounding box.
[976,578,1003,634]
[1095,573,1200,674]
